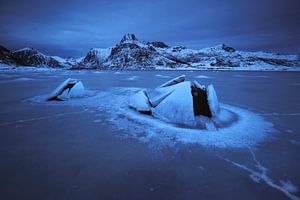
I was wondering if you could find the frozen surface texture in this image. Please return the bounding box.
[0,70,299,200]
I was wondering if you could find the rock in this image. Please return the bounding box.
[80,48,112,68]
[221,44,235,52]
[0,45,19,65]
[191,81,212,118]
[120,33,138,44]
[147,41,169,48]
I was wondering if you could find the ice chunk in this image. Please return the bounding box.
[207,85,220,116]
[128,90,151,114]
[68,81,85,98]
[128,75,221,128]
[59,81,85,99]
[145,88,174,107]
[47,78,85,101]
[158,75,186,88]
[153,81,195,125]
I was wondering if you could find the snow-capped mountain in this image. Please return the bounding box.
[155,43,299,68]
[77,34,299,70]
[1,33,299,70]
[13,47,74,68]
[77,48,112,69]
[100,34,186,69]
[76,34,185,70]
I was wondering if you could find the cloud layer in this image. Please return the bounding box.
[0,0,299,57]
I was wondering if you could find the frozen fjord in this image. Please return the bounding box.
[0,69,299,200]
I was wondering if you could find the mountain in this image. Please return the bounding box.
[101,34,186,69]
[1,34,299,70]
[77,34,186,70]
[76,48,112,69]
[13,47,74,68]
[0,45,19,65]
[156,43,299,68]
[77,34,299,70]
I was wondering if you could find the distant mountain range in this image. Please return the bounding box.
[1,34,299,70]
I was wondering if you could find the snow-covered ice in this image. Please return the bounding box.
[1,70,299,200]
[38,85,274,148]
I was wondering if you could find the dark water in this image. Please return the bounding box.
[0,69,299,200]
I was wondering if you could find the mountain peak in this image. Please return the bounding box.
[120,33,138,43]
[219,44,235,52]
[14,47,39,54]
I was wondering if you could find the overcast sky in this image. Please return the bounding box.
[0,0,299,57]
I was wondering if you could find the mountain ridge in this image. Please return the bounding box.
[1,34,299,70]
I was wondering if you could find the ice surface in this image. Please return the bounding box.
[2,70,299,200]
[195,75,210,79]
[220,151,300,200]
[125,76,139,81]
[155,74,171,78]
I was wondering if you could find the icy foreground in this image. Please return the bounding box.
[31,74,275,148]
[1,70,299,200]
[1,34,299,71]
